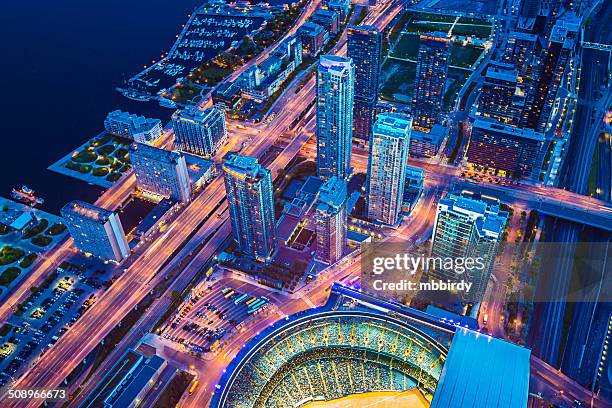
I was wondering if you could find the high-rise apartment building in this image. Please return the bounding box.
[366,113,412,226]
[316,55,355,180]
[465,119,545,179]
[347,25,382,142]
[104,110,163,145]
[430,192,508,302]
[61,201,130,263]
[172,106,227,158]
[222,155,276,262]
[477,64,524,125]
[521,20,575,131]
[314,176,347,265]
[129,143,191,203]
[412,34,451,132]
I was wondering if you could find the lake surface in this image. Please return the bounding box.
[0,0,206,212]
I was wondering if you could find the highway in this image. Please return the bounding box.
[0,2,403,406]
[3,0,609,406]
[0,175,136,326]
[199,0,322,103]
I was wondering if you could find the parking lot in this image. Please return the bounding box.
[0,263,101,387]
[161,279,273,353]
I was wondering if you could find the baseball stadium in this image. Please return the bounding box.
[210,284,530,408]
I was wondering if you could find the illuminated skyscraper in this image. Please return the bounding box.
[521,20,575,131]
[366,113,412,226]
[314,176,347,265]
[222,155,276,262]
[316,55,355,180]
[61,201,130,263]
[347,25,382,142]
[477,64,523,125]
[172,106,227,158]
[413,34,451,132]
[129,143,191,203]
[430,192,507,302]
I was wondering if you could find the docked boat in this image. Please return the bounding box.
[11,185,44,205]
[159,97,178,108]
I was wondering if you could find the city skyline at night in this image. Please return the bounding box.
[0,0,610,407]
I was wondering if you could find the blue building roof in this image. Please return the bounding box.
[431,329,530,408]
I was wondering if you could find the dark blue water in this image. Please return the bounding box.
[0,0,204,213]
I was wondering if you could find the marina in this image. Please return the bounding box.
[122,2,271,102]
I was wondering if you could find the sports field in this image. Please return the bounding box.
[304,389,430,408]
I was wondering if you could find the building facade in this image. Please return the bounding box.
[129,143,191,203]
[61,201,130,263]
[465,119,545,178]
[298,22,328,57]
[172,106,227,158]
[520,27,573,131]
[430,192,507,303]
[104,110,163,145]
[222,155,276,262]
[316,55,355,180]
[413,34,451,132]
[347,25,382,142]
[477,64,524,125]
[314,176,347,265]
[366,113,412,226]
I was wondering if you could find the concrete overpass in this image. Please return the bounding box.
[456,181,612,232]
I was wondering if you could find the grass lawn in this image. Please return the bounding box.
[405,21,452,34]
[106,172,122,182]
[65,132,131,181]
[0,246,25,265]
[23,218,49,239]
[19,253,38,268]
[450,43,484,68]
[0,266,21,287]
[0,323,13,337]
[392,34,485,68]
[380,59,416,103]
[92,167,110,177]
[412,12,457,23]
[71,150,97,163]
[32,234,52,247]
[392,33,420,60]
[96,145,115,156]
[444,69,470,110]
[45,222,66,236]
[458,16,492,25]
[451,23,492,37]
[168,81,203,104]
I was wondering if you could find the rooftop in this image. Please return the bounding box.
[318,176,347,210]
[472,118,545,142]
[347,24,379,34]
[129,143,185,164]
[373,112,413,137]
[62,200,113,223]
[431,329,530,408]
[80,349,167,408]
[318,55,353,76]
[485,65,518,84]
[222,155,267,181]
[172,105,221,124]
[300,21,325,35]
